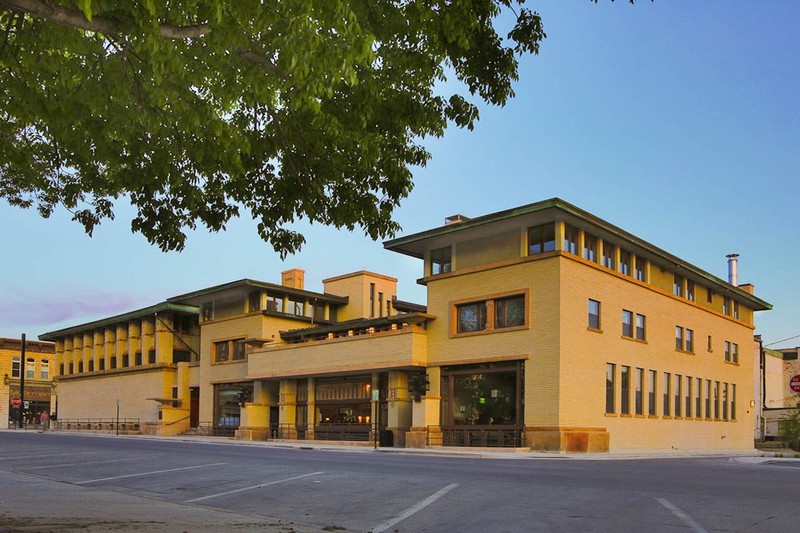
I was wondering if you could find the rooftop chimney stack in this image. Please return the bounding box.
[726,254,739,286]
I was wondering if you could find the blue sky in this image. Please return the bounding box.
[1,1,797,348]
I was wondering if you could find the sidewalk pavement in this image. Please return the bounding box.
[5,427,795,462]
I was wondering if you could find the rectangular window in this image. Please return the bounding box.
[248,291,261,312]
[202,303,214,321]
[563,223,578,255]
[685,376,692,417]
[634,256,646,281]
[233,340,246,361]
[732,343,739,364]
[674,374,682,417]
[606,363,616,414]
[215,341,230,363]
[78,361,84,373]
[122,354,129,367]
[583,233,597,263]
[378,292,384,317]
[528,223,556,255]
[621,365,630,415]
[457,301,487,333]
[369,283,375,317]
[588,299,601,329]
[99,359,105,371]
[685,329,694,353]
[663,373,671,416]
[635,368,644,415]
[266,293,283,313]
[733,301,739,319]
[724,341,731,362]
[675,326,684,351]
[602,243,615,270]
[722,383,729,420]
[673,274,684,297]
[88,360,94,372]
[431,246,452,275]
[714,381,720,419]
[686,280,695,302]
[134,352,142,366]
[731,384,737,420]
[622,310,633,337]
[723,297,731,316]
[696,377,702,418]
[110,356,117,369]
[494,295,526,329]
[289,297,304,316]
[635,314,646,341]
[619,249,631,276]
[648,370,657,416]
[11,356,20,378]
[707,288,713,303]
[148,349,156,364]
[705,379,712,418]
[26,357,35,379]
[40,359,50,379]
[707,335,712,351]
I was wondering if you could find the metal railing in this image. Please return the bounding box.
[436,427,525,448]
[54,418,141,433]
[193,422,236,437]
[313,423,371,441]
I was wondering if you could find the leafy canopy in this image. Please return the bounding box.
[0,0,553,256]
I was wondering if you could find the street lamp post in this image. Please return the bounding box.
[17,333,26,429]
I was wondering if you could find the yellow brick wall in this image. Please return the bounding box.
[559,254,756,451]
[323,271,398,319]
[456,230,521,270]
[56,369,172,423]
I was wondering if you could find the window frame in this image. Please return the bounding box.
[528,223,556,255]
[621,309,633,338]
[430,246,452,275]
[606,363,616,414]
[451,290,529,337]
[635,314,646,341]
[588,299,601,330]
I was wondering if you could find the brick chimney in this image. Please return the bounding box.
[281,268,305,290]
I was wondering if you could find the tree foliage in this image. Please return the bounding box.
[0,0,550,256]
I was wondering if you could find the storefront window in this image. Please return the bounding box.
[441,362,521,427]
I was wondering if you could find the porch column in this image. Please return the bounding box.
[387,371,411,447]
[408,367,441,448]
[237,380,270,441]
[306,377,316,439]
[279,379,298,439]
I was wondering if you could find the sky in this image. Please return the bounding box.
[1,1,798,348]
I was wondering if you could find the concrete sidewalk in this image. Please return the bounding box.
[5,428,788,462]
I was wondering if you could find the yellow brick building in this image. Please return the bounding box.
[40,303,200,434]
[39,199,770,452]
[1,337,55,427]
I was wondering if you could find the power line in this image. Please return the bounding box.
[765,334,800,347]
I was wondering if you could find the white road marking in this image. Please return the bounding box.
[75,462,228,484]
[369,483,460,533]
[183,471,325,503]
[23,456,150,470]
[655,497,709,533]
[0,451,101,461]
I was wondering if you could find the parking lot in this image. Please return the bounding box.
[1,431,799,532]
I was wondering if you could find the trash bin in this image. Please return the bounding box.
[379,429,394,447]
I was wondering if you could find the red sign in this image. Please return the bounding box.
[10,397,22,408]
[791,375,800,393]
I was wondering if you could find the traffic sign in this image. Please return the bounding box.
[10,397,21,408]
[790,375,800,393]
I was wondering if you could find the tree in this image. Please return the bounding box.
[0,1,550,256]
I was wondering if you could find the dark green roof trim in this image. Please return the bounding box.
[167,278,348,305]
[384,197,772,311]
[280,312,434,341]
[39,302,198,341]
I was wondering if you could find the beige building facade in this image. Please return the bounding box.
[40,199,771,452]
[1,337,55,427]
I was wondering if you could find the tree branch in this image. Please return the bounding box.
[0,0,211,39]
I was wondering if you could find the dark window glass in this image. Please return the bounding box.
[564,224,578,255]
[495,295,525,328]
[606,364,615,414]
[528,223,556,255]
[457,302,487,333]
[636,314,646,340]
[431,247,452,275]
[620,366,630,415]
[215,341,230,363]
[588,299,600,329]
[622,310,633,337]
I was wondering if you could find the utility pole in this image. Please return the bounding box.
[17,333,25,429]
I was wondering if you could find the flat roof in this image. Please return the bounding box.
[384,197,772,312]
[167,278,348,306]
[39,302,198,341]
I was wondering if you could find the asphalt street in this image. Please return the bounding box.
[0,431,798,532]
